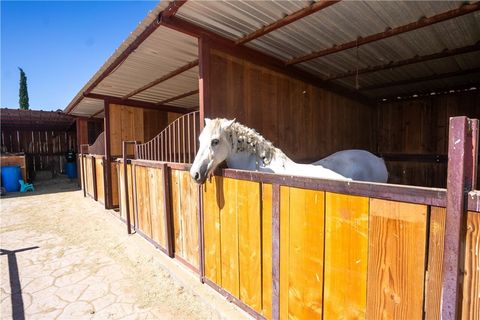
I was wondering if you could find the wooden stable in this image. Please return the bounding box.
[66,1,480,319]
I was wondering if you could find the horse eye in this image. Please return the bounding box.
[211,139,219,147]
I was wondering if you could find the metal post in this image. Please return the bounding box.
[162,163,175,258]
[442,116,477,319]
[122,141,138,235]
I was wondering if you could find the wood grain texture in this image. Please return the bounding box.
[220,177,240,297]
[135,166,152,238]
[461,212,480,320]
[202,176,222,284]
[118,163,134,224]
[324,192,369,319]
[286,187,325,320]
[279,186,290,320]
[172,170,199,268]
[238,180,262,312]
[208,50,376,163]
[261,184,273,319]
[425,207,446,320]
[85,157,94,198]
[95,158,105,204]
[149,167,166,247]
[110,162,119,207]
[367,199,428,320]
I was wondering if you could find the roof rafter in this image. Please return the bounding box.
[360,67,480,91]
[326,42,480,81]
[160,16,374,106]
[235,0,340,45]
[85,93,191,114]
[122,59,198,100]
[156,89,199,105]
[286,2,480,65]
[378,83,479,102]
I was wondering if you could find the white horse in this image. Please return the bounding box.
[190,118,388,184]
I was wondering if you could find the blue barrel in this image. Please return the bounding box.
[1,166,21,192]
[66,162,77,179]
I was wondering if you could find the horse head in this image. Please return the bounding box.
[190,118,235,184]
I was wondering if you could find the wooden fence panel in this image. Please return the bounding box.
[462,212,480,320]
[95,158,105,204]
[324,193,369,319]
[111,162,119,207]
[366,199,428,319]
[118,163,134,224]
[135,166,152,238]
[171,169,200,269]
[261,184,272,319]
[220,177,240,297]
[281,187,325,320]
[238,180,262,312]
[425,207,446,320]
[148,167,166,248]
[203,176,222,284]
[85,157,94,198]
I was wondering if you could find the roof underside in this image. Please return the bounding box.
[66,0,480,118]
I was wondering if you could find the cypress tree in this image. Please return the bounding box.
[18,67,30,110]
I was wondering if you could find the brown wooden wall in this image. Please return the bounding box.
[108,104,180,157]
[206,50,376,162]
[378,92,480,187]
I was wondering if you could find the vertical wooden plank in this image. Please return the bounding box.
[150,167,166,248]
[461,212,480,320]
[220,177,240,298]
[425,207,446,320]
[95,158,105,204]
[136,166,152,238]
[110,162,119,207]
[324,193,369,319]
[262,184,273,319]
[172,170,184,258]
[367,199,428,320]
[203,176,222,284]
[279,186,290,320]
[181,170,200,268]
[287,187,324,320]
[238,180,262,312]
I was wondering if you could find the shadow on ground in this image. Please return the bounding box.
[1,175,80,199]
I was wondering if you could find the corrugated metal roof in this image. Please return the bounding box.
[66,0,480,117]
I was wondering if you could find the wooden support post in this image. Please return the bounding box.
[91,156,98,201]
[122,141,138,235]
[80,144,89,198]
[442,116,478,319]
[198,37,211,130]
[162,163,175,258]
[104,101,113,209]
[271,184,281,320]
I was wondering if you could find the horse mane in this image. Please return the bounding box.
[225,120,281,165]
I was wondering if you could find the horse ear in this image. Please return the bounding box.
[222,118,235,130]
[204,118,212,126]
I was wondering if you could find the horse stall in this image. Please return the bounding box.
[0,108,76,182]
[65,2,480,319]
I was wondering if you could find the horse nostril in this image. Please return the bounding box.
[194,172,200,181]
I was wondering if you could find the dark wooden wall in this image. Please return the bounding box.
[378,92,480,187]
[207,50,376,162]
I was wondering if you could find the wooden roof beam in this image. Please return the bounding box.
[162,0,188,19]
[235,0,340,45]
[377,83,479,102]
[156,89,199,105]
[286,2,480,65]
[326,41,480,81]
[84,93,192,114]
[122,59,198,99]
[360,67,480,91]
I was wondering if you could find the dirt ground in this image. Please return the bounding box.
[0,176,248,319]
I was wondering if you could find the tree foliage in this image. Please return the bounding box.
[18,67,30,110]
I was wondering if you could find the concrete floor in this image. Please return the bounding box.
[0,176,249,319]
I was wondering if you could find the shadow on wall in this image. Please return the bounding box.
[0,246,39,320]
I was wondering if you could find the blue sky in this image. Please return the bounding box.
[1,1,158,111]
